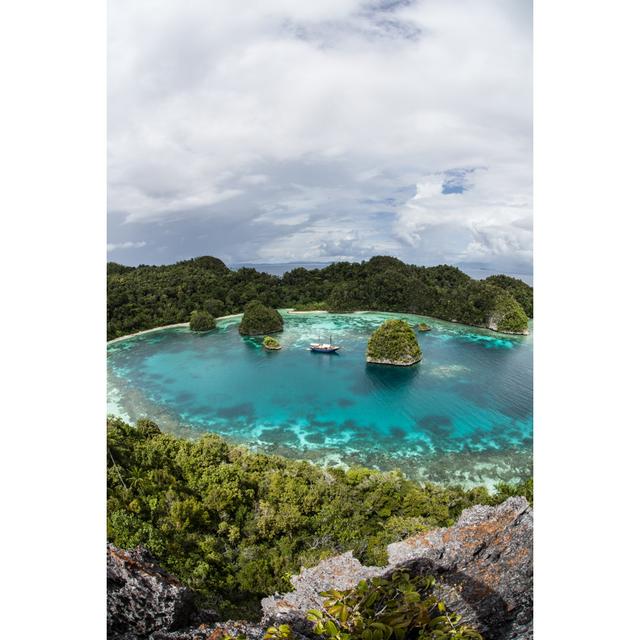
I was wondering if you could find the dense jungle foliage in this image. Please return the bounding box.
[238,301,284,336]
[488,290,529,333]
[367,320,422,364]
[189,310,216,332]
[107,417,532,618]
[483,275,533,318]
[106,256,532,340]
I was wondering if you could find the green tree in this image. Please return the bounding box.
[107,417,531,618]
[367,320,422,365]
[190,310,216,332]
[238,301,283,336]
[203,298,227,318]
[107,255,531,340]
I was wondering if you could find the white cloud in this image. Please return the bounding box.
[107,241,147,252]
[394,163,532,265]
[108,0,532,270]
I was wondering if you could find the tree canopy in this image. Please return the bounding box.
[484,274,533,318]
[367,319,422,365]
[107,256,532,340]
[238,301,284,336]
[107,417,532,618]
[189,310,216,332]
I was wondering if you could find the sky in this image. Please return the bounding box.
[108,0,532,274]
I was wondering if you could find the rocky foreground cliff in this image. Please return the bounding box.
[107,497,532,640]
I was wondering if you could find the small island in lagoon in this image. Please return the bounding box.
[417,322,432,332]
[189,309,216,332]
[262,336,281,350]
[366,319,423,366]
[238,300,284,336]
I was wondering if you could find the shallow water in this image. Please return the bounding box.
[107,311,532,487]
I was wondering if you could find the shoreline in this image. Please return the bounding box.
[108,309,530,345]
[107,313,243,345]
[107,309,531,489]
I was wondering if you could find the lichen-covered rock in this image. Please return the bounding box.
[107,544,200,639]
[150,621,265,640]
[262,497,532,640]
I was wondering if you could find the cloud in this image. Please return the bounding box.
[393,163,532,266]
[107,241,147,252]
[108,0,532,272]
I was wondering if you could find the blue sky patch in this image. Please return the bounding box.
[441,168,475,195]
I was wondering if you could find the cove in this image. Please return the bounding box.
[107,311,532,487]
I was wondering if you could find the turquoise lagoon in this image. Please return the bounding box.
[107,311,532,487]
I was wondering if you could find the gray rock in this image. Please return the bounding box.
[107,544,199,639]
[108,498,532,640]
[150,621,265,640]
[262,497,532,640]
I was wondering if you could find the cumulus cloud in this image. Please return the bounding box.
[108,0,532,272]
[393,163,532,263]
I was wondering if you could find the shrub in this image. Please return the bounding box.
[189,310,216,332]
[135,418,162,437]
[367,320,422,365]
[307,571,482,640]
[239,301,284,336]
[263,336,281,350]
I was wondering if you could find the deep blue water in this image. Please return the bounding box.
[107,312,532,487]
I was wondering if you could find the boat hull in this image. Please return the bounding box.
[309,345,340,353]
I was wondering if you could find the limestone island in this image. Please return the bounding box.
[417,322,431,332]
[262,336,282,350]
[238,300,284,336]
[189,310,216,332]
[366,319,422,366]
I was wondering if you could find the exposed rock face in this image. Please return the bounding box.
[262,497,532,640]
[107,544,201,639]
[108,498,532,640]
[148,621,265,640]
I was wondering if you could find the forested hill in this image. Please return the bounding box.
[107,255,533,340]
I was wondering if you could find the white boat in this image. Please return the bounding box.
[309,334,340,353]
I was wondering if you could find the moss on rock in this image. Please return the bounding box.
[366,319,422,366]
